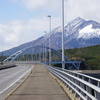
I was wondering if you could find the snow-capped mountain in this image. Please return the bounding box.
[1,17,100,55]
[43,17,100,49]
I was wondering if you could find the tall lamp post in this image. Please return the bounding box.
[44,31,47,63]
[47,15,51,65]
[62,0,65,70]
[42,43,44,62]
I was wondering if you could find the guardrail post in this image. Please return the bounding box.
[80,76,87,99]
[98,82,100,87]
[75,75,80,98]
[95,91,100,100]
[80,83,86,97]
[86,86,92,100]
[86,79,93,100]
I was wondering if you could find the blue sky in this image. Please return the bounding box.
[0,0,100,52]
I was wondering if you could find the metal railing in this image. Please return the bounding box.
[44,64,100,100]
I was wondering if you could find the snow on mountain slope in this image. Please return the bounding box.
[44,17,100,42]
[65,17,85,36]
[78,24,100,39]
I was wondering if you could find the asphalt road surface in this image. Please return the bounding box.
[0,65,33,100]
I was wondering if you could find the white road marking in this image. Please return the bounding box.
[0,67,32,94]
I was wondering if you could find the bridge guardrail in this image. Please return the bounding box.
[44,64,100,100]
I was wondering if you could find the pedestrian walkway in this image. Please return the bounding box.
[5,64,70,100]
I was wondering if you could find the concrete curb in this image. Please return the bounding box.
[0,65,16,70]
[4,65,34,100]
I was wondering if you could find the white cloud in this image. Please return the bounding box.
[0,17,61,51]
[1,0,100,52]
[18,0,100,23]
[9,0,100,22]
[22,0,46,9]
[64,0,100,23]
[0,21,22,51]
[19,0,61,12]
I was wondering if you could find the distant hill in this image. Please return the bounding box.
[1,17,100,56]
[64,45,100,70]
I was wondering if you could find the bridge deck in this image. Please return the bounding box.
[6,64,70,100]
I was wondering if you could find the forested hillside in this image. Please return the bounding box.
[65,45,100,69]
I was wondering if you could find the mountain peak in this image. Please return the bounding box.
[69,17,85,24]
[66,17,85,29]
[74,17,85,21]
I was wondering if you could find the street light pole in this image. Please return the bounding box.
[44,31,47,63]
[47,15,51,65]
[62,0,65,70]
[43,43,44,62]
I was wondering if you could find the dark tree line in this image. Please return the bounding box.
[64,45,100,70]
